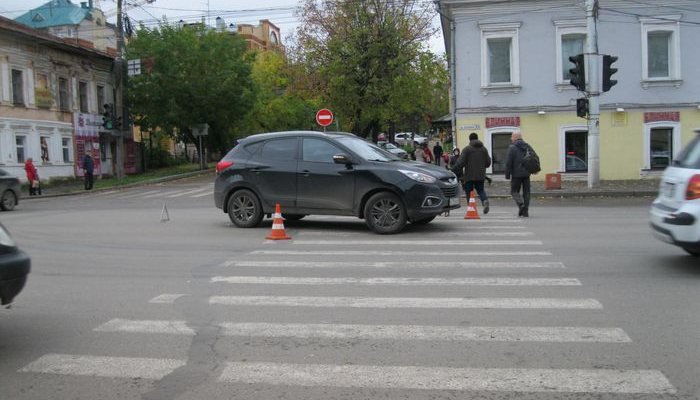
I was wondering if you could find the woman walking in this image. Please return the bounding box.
[24,158,41,196]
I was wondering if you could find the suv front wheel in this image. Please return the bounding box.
[364,192,407,234]
[228,189,263,228]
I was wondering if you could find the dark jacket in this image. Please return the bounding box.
[82,154,94,174]
[505,139,531,179]
[451,140,491,181]
[433,144,443,158]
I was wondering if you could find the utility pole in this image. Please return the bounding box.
[115,0,126,180]
[585,0,600,188]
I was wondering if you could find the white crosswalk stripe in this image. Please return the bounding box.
[94,319,631,343]
[165,188,209,198]
[218,362,676,394]
[191,191,212,198]
[293,240,543,246]
[19,354,186,380]
[220,260,566,269]
[210,276,581,286]
[251,250,553,256]
[209,295,603,309]
[148,294,187,304]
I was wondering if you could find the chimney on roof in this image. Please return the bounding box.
[229,23,237,33]
[216,16,225,31]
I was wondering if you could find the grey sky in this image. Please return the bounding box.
[0,0,445,53]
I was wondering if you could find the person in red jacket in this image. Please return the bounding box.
[24,158,41,196]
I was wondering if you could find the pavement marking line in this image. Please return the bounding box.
[296,230,533,237]
[209,296,603,309]
[210,276,581,286]
[218,323,631,343]
[148,294,187,304]
[190,191,212,198]
[94,319,196,335]
[142,191,170,198]
[221,261,566,269]
[218,362,676,394]
[113,190,162,199]
[251,250,553,256]
[165,188,209,198]
[18,354,186,380]
[292,240,543,246]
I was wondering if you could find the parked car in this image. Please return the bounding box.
[0,223,30,306]
[0,169,20,211]
[649,130,700,256]
[214,131,460,234]
[394,132,427,146]
[377,141,408,159]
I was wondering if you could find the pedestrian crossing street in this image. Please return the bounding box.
[92,183,214,200]
[17,211,678,397]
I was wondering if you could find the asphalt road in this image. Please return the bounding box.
[1,174,698,400]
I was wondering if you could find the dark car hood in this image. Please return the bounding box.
[393,161,457,180]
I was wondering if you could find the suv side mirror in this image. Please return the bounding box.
[333,154,353,165]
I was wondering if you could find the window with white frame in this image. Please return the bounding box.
[58,77,69,111]
[79,81,88,113]
[62,137,72,163]
[11,69,24,105]
[480,23,521,90]
[554,22,587,84]
[16,135,26,163]
[97,85,105,111]
[641,16,681,82]
[644,122,681,170]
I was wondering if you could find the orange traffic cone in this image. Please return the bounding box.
[266,203,292,240]
[464,190,480,220]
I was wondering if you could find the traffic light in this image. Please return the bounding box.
[569,54,586,91]
[602,54,619,92]
[576,98,589,118]
[102,104,114,130]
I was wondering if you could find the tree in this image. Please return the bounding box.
[293,0,440,139]
[126,23,256,158]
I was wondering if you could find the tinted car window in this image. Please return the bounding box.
[261,138,297,161]
[675,136,700,169]
[303,138,341,163]
[244,141,263,155]
[335,137,399,162]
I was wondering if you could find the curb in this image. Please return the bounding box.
[20,169,215,200]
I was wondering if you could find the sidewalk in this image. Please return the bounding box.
[484,177,660,198]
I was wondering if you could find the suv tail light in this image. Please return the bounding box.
[216,160,234,173]
[687,174,700,200]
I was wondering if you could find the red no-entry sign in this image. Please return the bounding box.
[316,108,334,127]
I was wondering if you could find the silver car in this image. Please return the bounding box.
[378,142,408,159]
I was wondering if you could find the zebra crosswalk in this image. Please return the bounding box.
[95,183,213,200]
[16,212,678,397]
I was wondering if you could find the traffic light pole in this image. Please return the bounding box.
[115,0,126,180]
[585,0,600,188]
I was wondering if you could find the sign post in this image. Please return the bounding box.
[315,109,334,132]
[192,123,209,170]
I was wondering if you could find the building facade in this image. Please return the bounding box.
[0,15,123,182]
[439,0,700,180]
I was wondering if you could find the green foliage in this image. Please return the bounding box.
[293,0,448,138]
[126,24,256,155]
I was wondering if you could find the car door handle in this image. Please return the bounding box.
[299,170,311,177]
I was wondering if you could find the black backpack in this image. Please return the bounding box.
[521,145,541,174]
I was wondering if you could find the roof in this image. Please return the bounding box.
[14,0,90,29]
[0,15,113,59]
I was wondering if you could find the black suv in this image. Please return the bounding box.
[214,131,460,234]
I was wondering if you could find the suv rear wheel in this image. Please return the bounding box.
[364,192,407,234]
[227,189,263,228]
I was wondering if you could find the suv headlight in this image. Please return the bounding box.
[0,224,16,248]
[399,169,436,184]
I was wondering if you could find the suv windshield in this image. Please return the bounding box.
[336,137,400,162]
[675,136,700,169]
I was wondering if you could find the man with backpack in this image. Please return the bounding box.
[505,131,540,217]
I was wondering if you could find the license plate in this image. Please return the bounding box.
[448,197,459,207]
[663,182,675,198]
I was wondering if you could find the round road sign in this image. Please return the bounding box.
[316,108,334,127]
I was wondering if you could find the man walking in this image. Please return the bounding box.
[505,131,533,217]
[451,133,491,214]
[432,142,443,166]
[82,152,94,190]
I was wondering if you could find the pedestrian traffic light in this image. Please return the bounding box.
[602,54,619,92]
[569,54,586,92]
[576,97,589,118]
[102,104,114,130]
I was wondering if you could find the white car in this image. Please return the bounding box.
[650,131,700,257]
[394,133,427,146]
[377,142,408,159]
